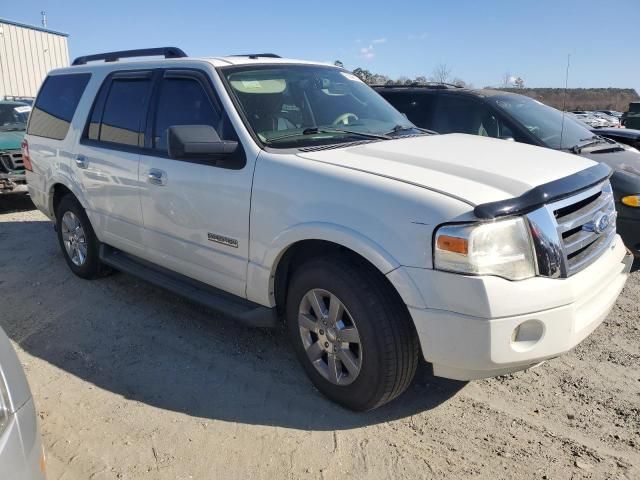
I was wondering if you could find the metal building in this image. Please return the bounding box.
[0,18,69,99]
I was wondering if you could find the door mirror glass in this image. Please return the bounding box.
[167,125,238,160]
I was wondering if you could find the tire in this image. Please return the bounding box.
[286,256,419,411]
[55,194,106,279]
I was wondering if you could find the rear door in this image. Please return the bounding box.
[73,71,153,255]
[138,69,252,298]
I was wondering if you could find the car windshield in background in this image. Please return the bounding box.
[0,103,31,131]
[490,95,595,150]
[222,65,419,148]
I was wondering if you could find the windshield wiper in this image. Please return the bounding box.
[265,127,391,144]
[384,124,438,136]
[569,136,609,154]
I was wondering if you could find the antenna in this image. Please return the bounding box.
[41,11,47,28]
[559,54,571,149]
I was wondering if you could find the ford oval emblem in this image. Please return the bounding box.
[583,213,611,234]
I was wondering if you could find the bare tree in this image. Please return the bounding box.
[451,77,469,88]
[502,72,514,88]
[514,77,525,89]
[414,75,428,85]
[430,63,452,84]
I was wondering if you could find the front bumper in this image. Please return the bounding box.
[0,172,27,194]
[402,235,632,380]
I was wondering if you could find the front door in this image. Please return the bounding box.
[138,70,253,298]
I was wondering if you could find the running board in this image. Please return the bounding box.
[99,245,277,328]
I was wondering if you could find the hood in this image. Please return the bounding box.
[0,130,25,151]
[580,147,640,177]
[297,134,595,206]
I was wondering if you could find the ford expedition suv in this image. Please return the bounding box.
[24,48,632,410]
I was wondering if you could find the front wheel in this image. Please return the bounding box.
[286,256,419,411]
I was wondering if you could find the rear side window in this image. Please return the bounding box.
[153,77,221,150]
[27,73,91,140]
[87,76,152,147]
[381,92,437,130]
[432,95,498,136]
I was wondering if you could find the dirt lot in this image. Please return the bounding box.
[0,194,638,480]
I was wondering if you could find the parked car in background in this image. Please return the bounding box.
[592,112,620,127]
[591,127,640,150]
[0,326,46,479]
[596,110,623,119]
[572,111,609,128]
[376,85,640,256]
[0,100,31,195]
[622,102,640,129]
[24,48,632,410]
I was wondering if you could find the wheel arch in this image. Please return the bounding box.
[264,223,426,314]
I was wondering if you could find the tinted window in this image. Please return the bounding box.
[98,78,152,146]
[380,91,437,130]
[153,78,221,150]
[27,73,91,140]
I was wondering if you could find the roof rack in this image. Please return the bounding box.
[232,53,281,59]
[72,47,187,66]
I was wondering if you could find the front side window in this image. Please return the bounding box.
[97,78,152,147]
[153,77,221,150]
[27,73,91,140]
[222,65,419,148]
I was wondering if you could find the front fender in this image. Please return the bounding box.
[246,222,426,310]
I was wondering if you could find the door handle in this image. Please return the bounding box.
[147,168,167,186]
[74,154,88,169]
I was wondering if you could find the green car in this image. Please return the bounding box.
[0,100,31,195]
[622,101,640,130]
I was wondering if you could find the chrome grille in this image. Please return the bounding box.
[554,182,616,276]
[0,150,24,171]
[526,181,616,278]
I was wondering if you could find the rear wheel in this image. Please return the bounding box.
[286,256,419,411]
[55,195,106,279]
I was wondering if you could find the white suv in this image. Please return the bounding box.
[23,48,632,410]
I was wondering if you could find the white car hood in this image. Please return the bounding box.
[297,134,596,206]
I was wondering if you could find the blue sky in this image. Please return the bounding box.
[2,0,638,92]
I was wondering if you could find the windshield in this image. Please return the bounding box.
[489,95,595,150]
[0,103,31,131]
[222,65,418,148]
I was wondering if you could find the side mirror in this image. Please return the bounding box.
[167,125,238,160]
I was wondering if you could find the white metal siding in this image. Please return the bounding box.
[0,21,69,98]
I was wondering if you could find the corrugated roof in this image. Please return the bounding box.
[0,17,69,37]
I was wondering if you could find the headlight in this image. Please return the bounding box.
[434,217,536,280]
[0,374,10,435]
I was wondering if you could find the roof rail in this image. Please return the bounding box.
[72,47,188,66]
[232,53,281,59]
[371,82,463,89]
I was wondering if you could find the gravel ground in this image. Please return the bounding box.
[1,194,638,480]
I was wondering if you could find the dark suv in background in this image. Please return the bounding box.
[375,85,640,257]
